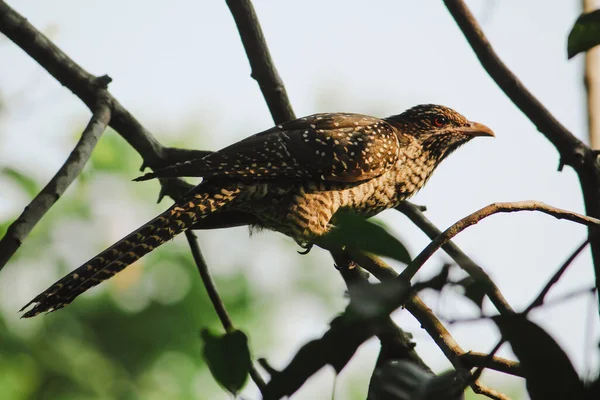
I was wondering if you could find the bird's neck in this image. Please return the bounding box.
[393,138,439,200]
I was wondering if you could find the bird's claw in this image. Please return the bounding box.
[297,242,313,255]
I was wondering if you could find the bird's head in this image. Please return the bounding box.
[386,104,494,162]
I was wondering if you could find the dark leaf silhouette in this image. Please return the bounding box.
[201,329,251,395]
[493,314,585,399]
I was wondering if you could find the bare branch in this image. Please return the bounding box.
[185,231,267,392]
[460,351,522,377]
[471,382,513,400]
[401,201,600,282]
[397,202,514,315]
[0,103,111,270]
[225,0,295,124]
[442,0,582,156]
[186,231,234,332]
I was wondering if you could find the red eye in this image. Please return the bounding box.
[433,116,447,127]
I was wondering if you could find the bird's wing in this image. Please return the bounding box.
[135,113,400,183]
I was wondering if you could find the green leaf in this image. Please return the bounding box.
[568,10,600,59]
[2,167,40,197]
[318,212,411,264]
[493,315,585,400]
[201,329,251,395]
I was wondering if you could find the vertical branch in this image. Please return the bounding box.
[185,231,267,392]
[583,0,600,149]
[225,0,296,124]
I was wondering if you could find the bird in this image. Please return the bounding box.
[20,104,494,318]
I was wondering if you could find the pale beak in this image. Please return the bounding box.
[456,121,495,138]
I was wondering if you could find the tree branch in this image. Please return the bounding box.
[0,103,111,269]
[396,202,514,315]
[185,231,266,392]
[352,253,522,380]
[225,0,295,124]
[0,1,175,169]
[443,0,600,310]
[0,0,208,268]
[401,201,600,282]
[442,0,582,155]
[331,252,432,372]
[525,239,590,313]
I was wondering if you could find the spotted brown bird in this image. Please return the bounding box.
[20,104,494,317]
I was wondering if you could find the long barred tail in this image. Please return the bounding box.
[20,186,241,318]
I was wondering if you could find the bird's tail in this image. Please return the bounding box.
[20,186,241,318]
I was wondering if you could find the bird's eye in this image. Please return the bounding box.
[432,116,447,127]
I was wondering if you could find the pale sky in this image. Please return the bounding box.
[1,1,598,398]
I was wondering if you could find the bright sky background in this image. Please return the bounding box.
[1,0,598,398]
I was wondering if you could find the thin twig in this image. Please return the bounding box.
[443,0,600,309]
[225,0,295,124]
[185,231,234,332]
[471,381,512,400]
[400,201,600,282]
[0,103,111,269]
[469,340,504,387]
[525,240,590,313]
[397,202,514,315]
[460,351,522,377]
[185,230,267,392]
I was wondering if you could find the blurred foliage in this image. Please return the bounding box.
[0,129,266,400]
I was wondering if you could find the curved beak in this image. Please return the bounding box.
[456,121,495,138]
